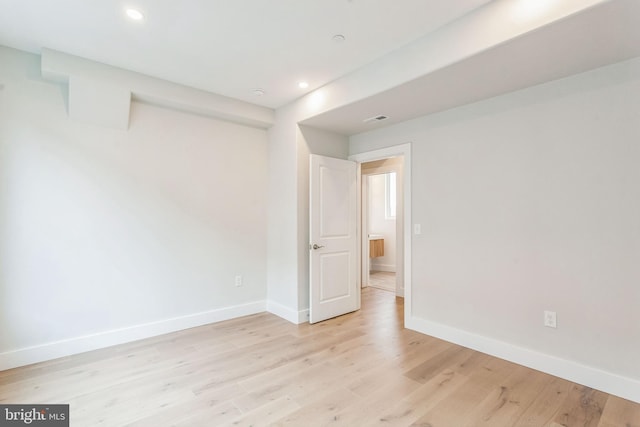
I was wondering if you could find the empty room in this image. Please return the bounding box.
[1,0,639,425]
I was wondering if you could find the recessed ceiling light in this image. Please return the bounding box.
[253,88,266,96]
[511,0,553,21]
[126,8,145,21]
[332,34,346,43]
[298,81,309,89]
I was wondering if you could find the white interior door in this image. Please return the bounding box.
[309,154,359,324]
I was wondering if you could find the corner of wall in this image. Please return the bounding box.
[267,300,309,324]
[406,315,640,404]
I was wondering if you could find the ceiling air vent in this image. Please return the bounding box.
[363,115,389,123]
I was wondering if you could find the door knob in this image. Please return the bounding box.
[312,244,324,250]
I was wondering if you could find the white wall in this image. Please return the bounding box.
[266,104,300,321]
[0,47,269,368]
[368,174,396,272]
[264,0,609,326]
[351,57,640,394]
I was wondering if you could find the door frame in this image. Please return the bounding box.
[349,143,412,325]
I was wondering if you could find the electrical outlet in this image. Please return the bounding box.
[234,275,243,287]
[414,224,421,235]
[544,310,557,328]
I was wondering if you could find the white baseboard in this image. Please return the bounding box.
[370,264,395,272]
[0,301,266,371]
[267,300,309,324]
[406,315,640,404]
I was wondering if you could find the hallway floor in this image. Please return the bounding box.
[369,270,395,292]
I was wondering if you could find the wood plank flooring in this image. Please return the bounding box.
[368,271,396,292]
[1,288,639,426]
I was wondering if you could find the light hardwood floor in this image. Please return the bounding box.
[1,288,639,426]
[368,271,396,292]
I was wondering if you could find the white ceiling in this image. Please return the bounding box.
[0,0,491,108]
[302,0,640,135]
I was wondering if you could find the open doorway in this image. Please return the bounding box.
[360,157,404,297]
[349,143,411,323]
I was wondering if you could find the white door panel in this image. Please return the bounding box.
[310,154,358,324]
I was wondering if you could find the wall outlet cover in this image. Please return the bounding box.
[544,310,557,328]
